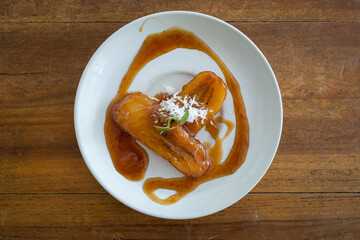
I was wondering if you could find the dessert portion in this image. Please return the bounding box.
[105,26,249,204]
[170,71,227,135]
[105,101,149,181]
[111,71,227,178]
[111,92,210,178]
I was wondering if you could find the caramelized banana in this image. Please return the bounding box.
[180,71,227,135]
[111,92,210,178]
[154,71,227,135]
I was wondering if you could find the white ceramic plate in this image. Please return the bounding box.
[74,11,282,219]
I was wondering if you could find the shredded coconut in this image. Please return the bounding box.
[158,92,211,124]
[148,96,159,102]
[164,85,176,94]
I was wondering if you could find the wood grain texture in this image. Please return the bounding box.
[0,193,360,239]
[1,151,359,194]
[1,1,360,239]
[1,0,360,23]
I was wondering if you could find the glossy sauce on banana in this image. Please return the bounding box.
[105,93,149,181]
[104,27,249,204]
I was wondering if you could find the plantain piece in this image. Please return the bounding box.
[154,71,228,135]
[180,71,227,135]
[111,92,210,178]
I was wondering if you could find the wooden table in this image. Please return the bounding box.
[1,1,359,239]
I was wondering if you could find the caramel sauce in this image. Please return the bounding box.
[104,96,149,181]
[139,17,168,33]
[144,117,235,204]
[204,117,235,167]
[105,26,249,204]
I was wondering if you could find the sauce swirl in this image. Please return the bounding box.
[105,27,249,204]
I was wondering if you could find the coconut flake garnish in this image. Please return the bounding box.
[164,85,176,94]
[158,92,211,124]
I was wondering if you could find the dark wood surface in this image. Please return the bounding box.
[1,1,359,239]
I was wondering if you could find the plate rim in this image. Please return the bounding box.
[74,10,283,219]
